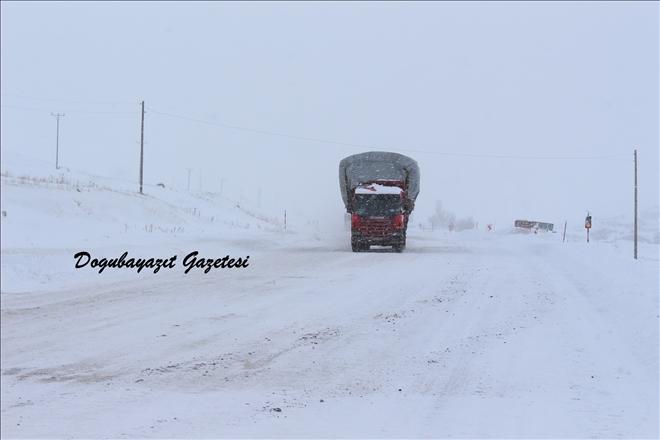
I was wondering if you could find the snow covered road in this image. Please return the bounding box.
[2,230,657,438]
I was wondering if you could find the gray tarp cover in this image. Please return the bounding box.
[339,151,420,212]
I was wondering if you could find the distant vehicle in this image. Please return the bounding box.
[515,219,555,232]
[339,152,420,252]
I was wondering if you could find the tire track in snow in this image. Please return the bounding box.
[2,233,657,438]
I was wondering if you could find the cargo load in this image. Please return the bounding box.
[339,151,420,252]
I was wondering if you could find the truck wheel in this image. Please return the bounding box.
[352,242,369,252]
[393,244,404,253]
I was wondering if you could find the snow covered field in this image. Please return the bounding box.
[1,150,658,438]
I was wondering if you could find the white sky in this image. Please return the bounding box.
[1,2,658,229]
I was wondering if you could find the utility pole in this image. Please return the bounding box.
[186,168,192,191]
[139,101,145,194]
[634,150,638,260]
[51,113,64,169]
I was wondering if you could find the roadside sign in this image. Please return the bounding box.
[585,213,592,243]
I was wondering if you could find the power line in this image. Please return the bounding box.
[1,95,640,162]
[1,104,139,114]
[146,106,631,161]
[146,107,382,150]
[0,93,136,105]
[638,163,659,175]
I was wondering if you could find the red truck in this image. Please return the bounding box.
[339,152,420,252]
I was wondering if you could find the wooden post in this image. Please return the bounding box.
[562,220,567,243]
[634,150,638,259]
[139,101,145,194]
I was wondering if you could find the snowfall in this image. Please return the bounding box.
[1,150,658,439]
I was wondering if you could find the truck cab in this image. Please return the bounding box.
[350,180,407,252]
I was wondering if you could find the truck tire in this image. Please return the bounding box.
[393,236,406,253]
[352,241,369,252]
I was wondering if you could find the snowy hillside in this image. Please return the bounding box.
[1,150,299,293]
[1,150,658,438]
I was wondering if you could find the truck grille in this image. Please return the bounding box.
[360,218,394,237]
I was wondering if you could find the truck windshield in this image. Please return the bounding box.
[354,194,402,216]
